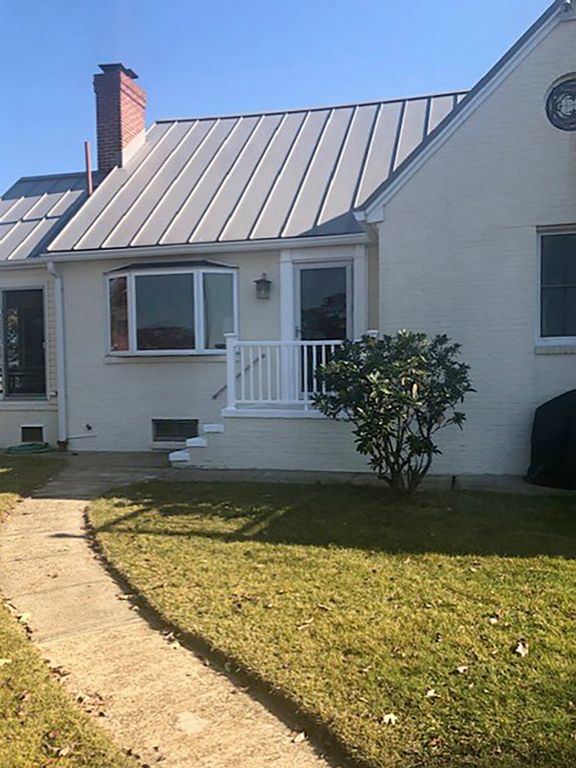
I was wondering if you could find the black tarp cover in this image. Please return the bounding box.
[526,389,576,490]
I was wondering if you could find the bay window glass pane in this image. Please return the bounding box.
[109,277,129,351]
[203,273,234,349]
[541,286,576,337]
[136,273,195,350]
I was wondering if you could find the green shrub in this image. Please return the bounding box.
[313,331,474,493]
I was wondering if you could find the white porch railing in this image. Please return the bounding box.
[225,334,343,411]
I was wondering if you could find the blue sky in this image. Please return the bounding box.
[0,0,551,191]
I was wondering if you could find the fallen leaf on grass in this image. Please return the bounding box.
[50,665,71,679]
[382,713,398,725]
[296,618,314,630]
[455,665,469,675]
[513,639,529,658]
[425,688,440,700]
[0,658,13,667]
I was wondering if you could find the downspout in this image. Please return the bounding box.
[47,261,68,449]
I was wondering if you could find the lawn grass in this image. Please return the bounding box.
[0,455,134,768]
[90,481,576,768]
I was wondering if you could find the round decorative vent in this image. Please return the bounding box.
[546,78,576,131]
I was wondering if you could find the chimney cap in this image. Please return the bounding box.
[98,63,139,79]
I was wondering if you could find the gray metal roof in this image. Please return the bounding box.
[0,173,92,261]
[48,92,466,253]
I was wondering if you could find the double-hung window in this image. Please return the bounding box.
[107,266,237,355]
[540,233,576,341]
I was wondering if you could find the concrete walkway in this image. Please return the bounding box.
[0,454,333,768]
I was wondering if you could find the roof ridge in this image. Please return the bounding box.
[153,90,469,125]
[17,171,87,182]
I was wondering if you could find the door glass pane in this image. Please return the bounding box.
[109,276,129,351]
[203,273,234,350]
[300,266,348,340]
[136,274,195,350]
[3,289,46,397]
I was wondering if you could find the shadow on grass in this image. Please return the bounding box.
[95,481,576,559]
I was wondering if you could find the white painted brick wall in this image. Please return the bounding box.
[377,16,576,475]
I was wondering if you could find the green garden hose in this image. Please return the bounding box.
[5,442,55,454]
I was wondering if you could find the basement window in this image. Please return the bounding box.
[107,266,237,355]
[21,425,44,443]
[152,419,198,443]
[540,233,576,341]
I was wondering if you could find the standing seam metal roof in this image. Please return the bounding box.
[0,173,95,261]
[48,91,467,253]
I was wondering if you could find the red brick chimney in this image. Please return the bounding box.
[93,63,147,175]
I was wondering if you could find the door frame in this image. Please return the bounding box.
[279,245,368,342]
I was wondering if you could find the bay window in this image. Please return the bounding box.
[107,266,237,355]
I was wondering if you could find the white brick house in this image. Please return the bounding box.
[0,0,575,478]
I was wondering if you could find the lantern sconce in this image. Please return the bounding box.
[254,272,272,299]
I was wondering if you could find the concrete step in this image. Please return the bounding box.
[186,437,208,448]
[203,423,225,434]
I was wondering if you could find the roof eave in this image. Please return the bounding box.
[36,232,370,266]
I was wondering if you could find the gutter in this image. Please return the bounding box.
[23,233,368,267]
[46,261,68,448]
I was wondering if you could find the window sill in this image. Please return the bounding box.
[535,344,576,355]
[104,354,226,364]
[0,399,56,410]
[151,441,186,450]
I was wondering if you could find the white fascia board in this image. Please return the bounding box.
[32,233,369,266]
[362,5,566,217]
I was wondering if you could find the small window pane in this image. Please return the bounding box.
[541,286,576,337]
[203,273,234,350]
[109,277,129,351]
[152,419,198,442]
[542,234,576,286]
[21,425,44,443]
[136,274,195,350]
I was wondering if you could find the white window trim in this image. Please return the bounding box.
[106,266,238,357]
[280,245,368,341]
[537,229,576,347]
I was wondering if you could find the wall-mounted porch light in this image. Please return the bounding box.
[254,272,272,299]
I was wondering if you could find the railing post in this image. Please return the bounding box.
[225,333,238,410]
